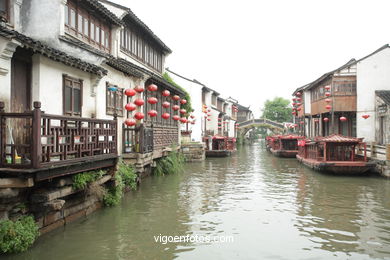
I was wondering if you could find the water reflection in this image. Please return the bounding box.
[4,142,390,260]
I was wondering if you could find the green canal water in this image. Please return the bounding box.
[4,142,390,260]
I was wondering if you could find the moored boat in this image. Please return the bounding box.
[266,134,304,158]
[296,134,375,174]
[204,135,236,158]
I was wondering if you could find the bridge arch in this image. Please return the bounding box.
[237,118,286,139]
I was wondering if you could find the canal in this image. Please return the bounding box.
[5,142,390,260]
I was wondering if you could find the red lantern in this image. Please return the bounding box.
[134,98,144,106]
[296,98,302,102]
[362,114,370,119]
[162,90,170,97]
[162,101,170,108]
[134,85,144,93]
[324,85,331,90]
[207,109,211,112]
[162,113,170,120]
[297,108,301,111]
[191,121,195,125]
[218,118,222,121]
[180,109,187,115]
[134,112,144,120]
[180,118,187,123]
[325,98,331,103]
[190,115,195,119]
[147,97,158,104]
[124,118,136,126]
[125,88,136,97]
[296,92,302,97]
[207,118,211,121]
[172,115,180,121]
[325,92,331,97]
[173,95,180,101]
[323,117,329,122]
[296,103,302,106]
[218,126,222,129]
[207,113,211,116]
[314,119,319,123]
[147,110,158,117]
[292,112,296,115]
[125,103,136,111]
[172,105,180,111]
[300,121,304,124]
[180,99,187,105]
[292,98,297,101]
[340,116,347,122]
[325,105,331,110]
[147,84,158,92]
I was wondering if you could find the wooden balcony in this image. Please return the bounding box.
[311,96,356,115]
[0,101,118,181]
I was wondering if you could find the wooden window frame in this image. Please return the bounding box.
[106,83,124,117]
[64,1,111,53]
[63,75,83,117]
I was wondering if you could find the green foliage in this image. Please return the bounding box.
[261,97,292,123]
[103,161,138,207]
[163,72,193,114]
[117,161,137,190]
[72,170,105,190]
[153,150,185,176]
[0,216,39,254]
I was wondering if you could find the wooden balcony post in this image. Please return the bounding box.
[31,101,42,168]
[371,142,376,158]
[386,144,390,161]
[0,101,4,167]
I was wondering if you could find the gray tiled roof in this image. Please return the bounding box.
[0,26,107,76]
[376,90,390,105]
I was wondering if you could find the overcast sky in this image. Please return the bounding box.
[111,0,390,116]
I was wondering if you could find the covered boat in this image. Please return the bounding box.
[296,134,375,174]
[204,135,236,157]
[266,134,304,158]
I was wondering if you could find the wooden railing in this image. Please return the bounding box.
[0,101,117,169]
[360,143,389,161]
[123,125,153,154]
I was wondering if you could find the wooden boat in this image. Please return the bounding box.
[296,134,375,174]
[204,135,236,158]
[266,134,304,158]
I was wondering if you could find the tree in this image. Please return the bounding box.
[261,97,292,123]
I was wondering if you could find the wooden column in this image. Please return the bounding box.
[31,101,42,168]
[386,144,390,161]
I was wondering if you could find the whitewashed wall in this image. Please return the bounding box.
[356,47,390,142]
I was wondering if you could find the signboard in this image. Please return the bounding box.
[378,104,387,114]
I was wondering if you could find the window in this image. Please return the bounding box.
[106,83,124,117]
[63,76,82,116]
[212,94,217,106]
[64,1,111,52]
[120,28,164,72]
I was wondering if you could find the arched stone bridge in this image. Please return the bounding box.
[237,118,285,137]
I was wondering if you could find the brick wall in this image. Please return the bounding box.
[153,126,179,150]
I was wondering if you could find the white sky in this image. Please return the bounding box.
[111,0,390,117]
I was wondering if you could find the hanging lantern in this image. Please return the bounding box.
[191,121,195,125]
[362,114,370,119]
[296,103,302,106]
[300,121,304,124]
[180,109,187,115]
[147,97,158,104]
[207,109,211,112]
[134,98,145,106]
[162,101,170,108]
[296,92,302,97]
[180,118,187,123]
[207,113,211,116]
[190,115,195,119]
[218,118,222,121]
[134,112,144,120]
[296,98,302,102]
[147,110,158,117]
[340,116,347,122]
[323,117,329,122]
[325,92,331,97]
[125,88,136,97]
[162,90,170,97]
[207,118,211,121]
[172,105,180,111]
[124,118,136,126]
[314,119,319,123]
[325,98,332,103]
[292,98,297,101]
[297,107,301,111]
[172,115,180,121]
[162,113,170,120]
[324,85,331,90]
[147,84,158,92]
[125,103,136,111]
[172,95,180,101]
[134,85,144,93]
[325,105,332,110]
[180,99,187,105]
[292,111,296,115]
[218,126,222,129]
